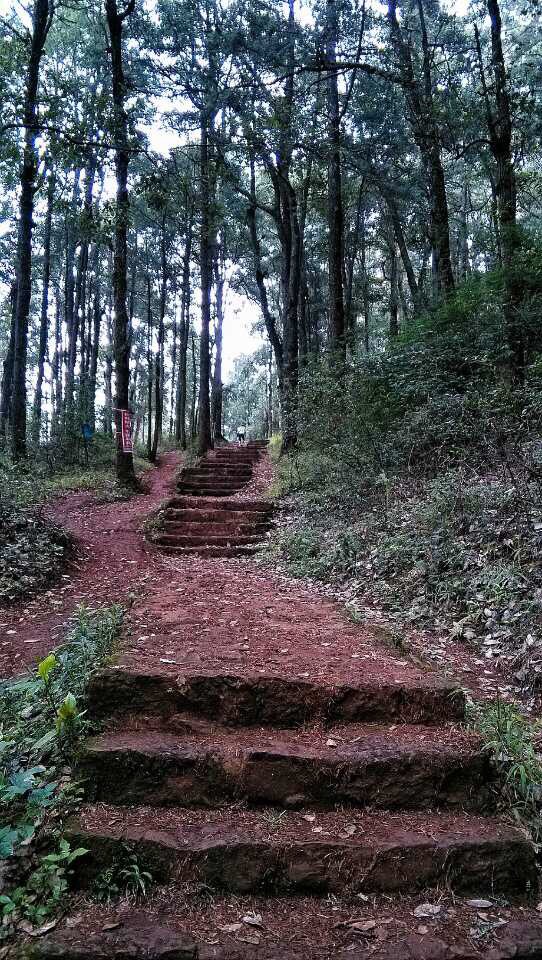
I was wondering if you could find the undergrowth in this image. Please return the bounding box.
[0,474,70,605]
[470,698,542,841]
[266,265,542,695]
[0,604,123,938]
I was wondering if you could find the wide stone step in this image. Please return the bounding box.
[167,497,273,512]
[177,486,246,496]
[80,723,491,810]
[177,486,246,492]
[19,912,542,960]
[163,521,269,536]
[214,457,258,465]
[88,667,465,726]
[68,804,536,898]
[183,468,253,478]
[157,534,263,548]
[166,508,271,523]
[160,544,259,558]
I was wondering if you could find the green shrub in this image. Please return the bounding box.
[0,605,123,937]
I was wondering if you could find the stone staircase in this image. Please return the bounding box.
[156,441,273,557]
[24,661,542,959]
[21,449,542,959]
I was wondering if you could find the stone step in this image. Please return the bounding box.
[213,456,258,465]
[68,804,536,898]
[163,521,269,536]
[80,722,490,811]
[157,534,263,548]
[177,486,252,496]
[177,487,247,497]
[167,497,273,512]
[20,906,542,960]
[184,467,253,477]
[160,544,260,558]
[165,508,272,523]
[88,667,465,726]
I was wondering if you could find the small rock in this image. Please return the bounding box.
[242,912,262,927]
[413,903,441,919]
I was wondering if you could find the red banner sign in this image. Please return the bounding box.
[121,409,133,453]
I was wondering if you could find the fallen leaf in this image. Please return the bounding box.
[218,923,242,934]
[242,912,262,927]
[349,920,377,933]
[341,824,356,837]
[413,903,441,919]
[417,926,429,935]
[28,921,58,937]
[238,932,261,945]
[302,814,316,822]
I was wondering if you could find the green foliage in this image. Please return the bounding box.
[92,847,153,904]
[470,699,542,838]
[0,839,88,929]
[0,605,123,937]
[269,265,542,686]
[0,461,70,604]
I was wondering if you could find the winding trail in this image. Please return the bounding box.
[14,445,542,960]
[0,452,181,678]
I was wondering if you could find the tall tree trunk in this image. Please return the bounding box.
[344,186,363,340]
[387,0,454,296]
[388,233,399,338]
[190,332,198,440]
[325,0,345,353]
[103,302,113,435]
[175,217,193,448]
[169,303,177,438]
[32,167,55,445]
[105,0,136,482]
[63,167,81,435]
[0,282,17,446]
[360,209,371,353]
[282,182,301,451]
[88,252,102,432]
[247,156,284,385]
[211,236,225,441]
[198,112,214,457]
[476,2,522,378]
[146,271,153,461]
[51,285,62,438]
[11,0,54,460]
[150,225,167,463]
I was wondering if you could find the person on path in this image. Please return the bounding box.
[237,425,246,443]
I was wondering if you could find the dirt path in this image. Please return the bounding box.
[0,452,181,679]
[23,444,542,960]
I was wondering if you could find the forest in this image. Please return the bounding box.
[2,0,542,953]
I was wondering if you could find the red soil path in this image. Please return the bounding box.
[8,448,542,959]
[0,452,180,679]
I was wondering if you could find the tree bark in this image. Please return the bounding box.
[211,235,225,442]
[150,223,167,462]
[105,0,136,482]
[325,0,346,353]
[0,282,17,446]
[88,250,102,432]
[11,0,54,460]
[198,112,214,457]
[387,0,454,296]
[476,2,523,378]
[146,270,153,461]
[175,214,193,448]
[32,167,55,445]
